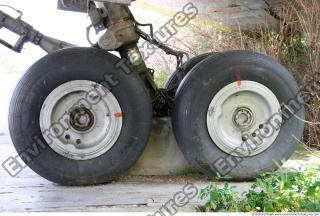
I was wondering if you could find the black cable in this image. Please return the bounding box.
[135,21,154,38]
[86,24,95,46]
[135,23,188,70]
[125,6,154,38]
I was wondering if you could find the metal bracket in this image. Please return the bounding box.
[0,9,75,53]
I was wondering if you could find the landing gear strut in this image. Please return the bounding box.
[1,1,305,185]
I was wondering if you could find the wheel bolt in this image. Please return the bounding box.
[89,92,99,100]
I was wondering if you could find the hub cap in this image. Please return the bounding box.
[69,107,95,132]
[40,80,123,160]
[233,106,255,130]
[207,81,282,156]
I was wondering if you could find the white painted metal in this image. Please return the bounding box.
[207,81,282,156]
[39,80,122,160]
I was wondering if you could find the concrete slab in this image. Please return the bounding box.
[0,113,246,212]
[134,0,280,29]
[0,137,253,212]
[128,118,193,176]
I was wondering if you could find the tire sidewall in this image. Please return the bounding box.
[164,52,215,90]
[173,51,305,180]
[9,48,152,185]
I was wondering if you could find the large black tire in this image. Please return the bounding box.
[9,47,152,185]
[164,52,215,91]
[164,53,216,113]
[172,50,305,180]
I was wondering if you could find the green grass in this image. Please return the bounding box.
[198,163,320,212]
[154,71,169,88]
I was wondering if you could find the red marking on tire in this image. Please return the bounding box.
[236,70,241,88]
[114,112,123,118]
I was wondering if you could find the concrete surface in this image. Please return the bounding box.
[128,118,193,175]
[134,0,280,29]
[0,131,253,212]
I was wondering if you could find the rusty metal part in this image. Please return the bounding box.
[70,107,95,132]
[1,2,169,116]
[96,2,170,116]
[98,20,139,50]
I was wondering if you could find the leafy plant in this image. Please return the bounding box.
[198,163,320,212]
[198,183,240,212]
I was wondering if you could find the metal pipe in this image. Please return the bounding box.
[0,10,75,53]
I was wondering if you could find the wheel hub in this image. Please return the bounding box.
[39,80,123,160]
[233,106,254,130]
[207,81,282,156]
[70,107,95,132]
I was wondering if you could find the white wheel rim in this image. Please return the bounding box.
[40,80,123,160]
[207,81,282,156]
